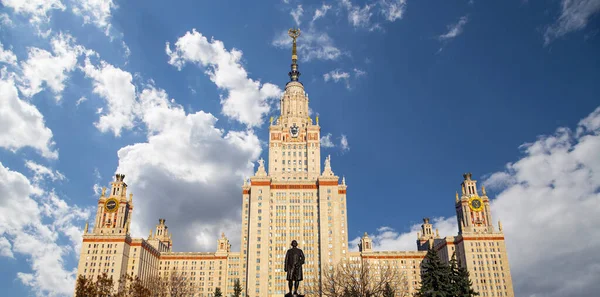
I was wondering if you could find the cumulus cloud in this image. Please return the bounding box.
[354,105,600,297]
[166,29,282,127]
[25,160,66,183]
[272,27,344,61]
[81,57,138,136]
[439,15,469,40]
[544,0,600,45]
[0,162,89,297]
[0,13,12,27]
[18,33,84,101]
[320,133,335,148]
[291,4,304,26]
[116,86,262,252]
[0,75,58,159]
[349,217,457,252]
[0,236,13,258]
[312,3,332,22]
[0,42,18,66]
[71,0,117,36]
[0,0,65,28]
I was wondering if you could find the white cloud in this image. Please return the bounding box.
[341,0,375,29]
[92,183,102,195]
[25,160,66,183]
[380,0,407,22]
[272,28,344,61]
[0,236,13,258]
[71,0,117,36]
[323,69,351,89]
[353,68,366,77]
[166,29,282,127]
[19,33,84,101]
[320,133,335,148]
[349,217,457,252]
[115,86,262,252]
[0,75,58,159]
[0,13,12,27]
[338,0,407,29]
[323,69,350,82]
[75,96,87,106]
[544,0,600,45]
[0,42,18,66]
[340,134,350,151]
[439,15,469,40]
[291,4,304,26]
[0,0,65,26]
[312,4,332,22]
[355,105,600,297]
[0,162,89,297]
[81,57,138,136]
[122,41,131,58]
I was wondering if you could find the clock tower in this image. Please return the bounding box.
[456,172,494,234]
[93,174,133,235]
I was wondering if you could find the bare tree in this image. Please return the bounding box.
[75,275,98,297]
[145,275,167,297]
[115,274,152,297]
[163,267,197,297]
[306,259,409,297]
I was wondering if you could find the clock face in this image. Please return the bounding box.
[105,198,119,213]
[469,196,484,212]
[290,124,299,138]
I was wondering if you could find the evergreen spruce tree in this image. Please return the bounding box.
[448,252,460,296]
[447,252,479,297]
[416,247,452,297]
[455,262,479,297]
[232,279,242,297]
[214,286,223,297]
[383,282,395,297]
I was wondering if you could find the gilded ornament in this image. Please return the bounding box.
[104,197,119,213]
[468,195,484,212]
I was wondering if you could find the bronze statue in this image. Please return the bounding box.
[284,240,305,296]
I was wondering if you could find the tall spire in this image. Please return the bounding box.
[288,28,301,82]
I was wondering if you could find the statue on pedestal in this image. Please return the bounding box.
[284,240,305,297]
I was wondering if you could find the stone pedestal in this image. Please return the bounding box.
[284,293,304,297]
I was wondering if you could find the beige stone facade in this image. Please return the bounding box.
[75,36,514,297]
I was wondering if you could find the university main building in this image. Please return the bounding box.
[76,31,514,297]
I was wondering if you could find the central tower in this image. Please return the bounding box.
[268,28,321,181]
[240,29,349,297]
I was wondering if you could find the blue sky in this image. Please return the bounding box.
[0,0,599,296]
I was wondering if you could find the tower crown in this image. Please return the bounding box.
[456,172,495,234]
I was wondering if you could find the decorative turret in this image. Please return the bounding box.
[255,158,267,177]
[216,232,231,253]
[359,232,373,252]
[321,155,335,177]
[153,218,173,250]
